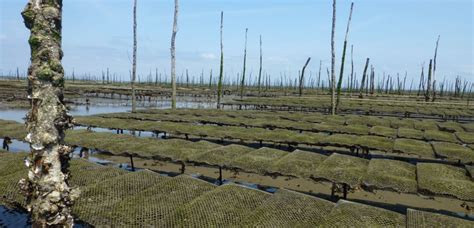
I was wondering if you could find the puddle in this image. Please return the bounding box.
[0,98,216,123]
[74,126,166,139]
[0,205,89,227]
[0,205,30,227]
[3,139,30,152]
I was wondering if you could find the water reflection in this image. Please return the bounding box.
[0,98,216,123]
[0,205,30,228]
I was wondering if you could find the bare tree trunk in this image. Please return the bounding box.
[326,67,331,92]
[467,84,473,106]
[21,0,78,225]
[131,0,138,112]
[417,63,425,97]
[257,35,263,95]
[425,59,433,102]
[358,58,370,98]
[349,45,354,97]
[217,11,224,109]
[240,28,248,99]
[209,69,212,89]
[299,57,312,96]
[336,2,354,111]
[317,60,322,91]
[370,66,375,95]
[171,0,179,109]
[432,35,440,102]
[330,0,337,115]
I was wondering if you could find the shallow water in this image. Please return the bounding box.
[0,205,30,227]
[0,205,89,227]
[0,98,216,123]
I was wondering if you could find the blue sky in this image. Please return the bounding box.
[0,0,472,85]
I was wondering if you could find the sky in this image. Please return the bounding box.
[0,0,473,85]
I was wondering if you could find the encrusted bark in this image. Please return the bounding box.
[171,0,178,109]
[298,57,311,96]
[257,35,263,95]
[20,0,78,226]
[217,11,224,109]
[240,28,248,99]
[131,0,137,112]
[330,0,336,115]
[336,2,354,111]
[358,58,370,98]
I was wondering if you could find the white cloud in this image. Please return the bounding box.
[200,53,216,60]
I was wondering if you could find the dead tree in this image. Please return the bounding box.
[317,60,322,90]
[330,0,337,115]
[299,57,312,96]
[417,64,425,96]
[21,0,78,225]
[370,66,375,95]
[257,35,263,95]
[336,2,354,110]
[432,35,440,102]
[240,28,248,99]
[171,0,179,109]
[467,83,473,106]
[349,45,354,96]
[131,0,138,112]
[358,58,370,98]
[209,69,212,89]
[217,11,224,108]
[425,59,433,102]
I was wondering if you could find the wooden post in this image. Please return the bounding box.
[425,59,433,102]
[343,183,348,199]
[131,0,138,112]
[129,155,135,171]
[349,45,354,96]
[336,2,354,111]
[217,11,224,109]
[299,57,312,96]
[180,162,185,174]
[21,0,76,225]
[358,58,370,98]
[240,28,248,99]
[317,60,322,91]
[432,35,440,102]
[171,0,179,109]
[218,166,223,185]
[330,0,337,115]
[258,35,263,95]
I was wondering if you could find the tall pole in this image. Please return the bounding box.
[171,0,179,109]
[349,45,354,96]
[336,2,354,111]
[425,59,433,102]
[330,0,337,115]
[359,58,370,98]
[21,0,77,225]
[299,57,312,96]
[131,0,138,112]
[258,35,263,95]
[217,11,224,109]
[240,28,248,99]
[432,35,440,102]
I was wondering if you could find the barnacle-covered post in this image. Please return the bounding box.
[20,0,78,226]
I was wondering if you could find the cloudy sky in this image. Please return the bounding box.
[0,0,472,85]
